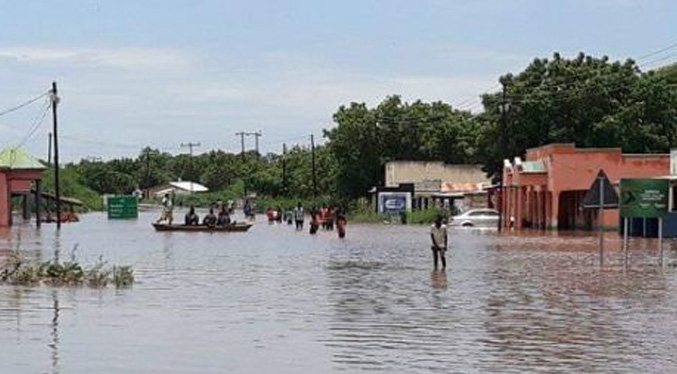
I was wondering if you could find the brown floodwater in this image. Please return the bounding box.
[1,212,676,373]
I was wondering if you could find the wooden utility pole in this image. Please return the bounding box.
[47,132,52,167]
[282,143,287,194]
[181,142,200,194]
[145,148,152,198]
[311,133,317,196]
[251,131,262,155]
[236,132,246,156]
[498,81,507,232]
[51,82,61,230]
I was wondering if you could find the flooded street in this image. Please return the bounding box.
[1,212,677,373]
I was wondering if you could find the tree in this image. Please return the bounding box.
[478,52,677,181]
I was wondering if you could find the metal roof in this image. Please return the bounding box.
[168,181,209,192]
[0,147,45,170]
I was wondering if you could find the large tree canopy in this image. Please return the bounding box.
[478,53,677,181]
[325,96,482,198]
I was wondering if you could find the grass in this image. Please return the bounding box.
[349,207,450,225]
[0,245,134,288]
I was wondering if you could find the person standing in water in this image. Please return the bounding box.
[430,215,447,270]
[336,209,347,238]
[293,202,305,230]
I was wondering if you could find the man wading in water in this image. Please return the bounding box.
[430,216,447,270]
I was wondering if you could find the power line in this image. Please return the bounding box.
[640,52,677,70]
[636,40,677,62]
[0,91,50,118]
[16,100,51,148]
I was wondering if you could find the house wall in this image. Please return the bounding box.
[502,144,670,230]
[385,161,488,187]
[0,169,45,227]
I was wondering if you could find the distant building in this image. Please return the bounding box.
[501,143,670,230]
[374,161,491,212]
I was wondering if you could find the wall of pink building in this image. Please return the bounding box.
[502,144,670,230]
[0,169,45,227]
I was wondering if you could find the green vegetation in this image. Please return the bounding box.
[49,53,677,214]
[0,248,134,288]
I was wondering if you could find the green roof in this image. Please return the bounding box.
[0,147,46,170]
[521,160,546,173]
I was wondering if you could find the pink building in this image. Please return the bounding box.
[0,148,45,227]
[501,144,670,230]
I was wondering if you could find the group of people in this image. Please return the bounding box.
[155,193,234,227]
[287,203,347,238]
[183,204,233,227]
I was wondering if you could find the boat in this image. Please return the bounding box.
[152,222,253,232]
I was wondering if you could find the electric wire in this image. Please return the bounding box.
[16,99,51,148]
[0,91,50,118]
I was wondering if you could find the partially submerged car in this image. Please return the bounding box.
[449,208,500,228]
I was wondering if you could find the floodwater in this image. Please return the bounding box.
[1,212,676,374]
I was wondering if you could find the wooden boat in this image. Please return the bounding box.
[152,222,253,232]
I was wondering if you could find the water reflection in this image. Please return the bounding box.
[0,214,676,373]
[49,290,60,374]
[430,270,447,291]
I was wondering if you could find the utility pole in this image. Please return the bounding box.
[498,80,507,232]
[236,132,246,156]
[51,82,61,230]
[145,148,151,199]
[311,133,317,197]
[251,131,262,155]
[181,142,200,194]
[282,143,287,195]
[47,132,52,167]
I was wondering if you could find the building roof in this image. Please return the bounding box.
[0,147,45,170]
[168,181,209,193]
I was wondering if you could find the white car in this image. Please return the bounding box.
[450,208,500,228]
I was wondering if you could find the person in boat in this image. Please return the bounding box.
[184,205,200,225]
[156,193,174,225]
[293,202,305,230]
[336,209,347,238]
[203,208,218,227]
[217,206,231,226]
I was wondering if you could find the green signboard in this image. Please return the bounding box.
[107,195,139,219]
[620,179,669,218]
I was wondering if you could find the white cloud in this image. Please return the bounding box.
[0,47,192,71]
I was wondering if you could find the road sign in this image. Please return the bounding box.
[620,179,669,218]
[107,195,139,219]
[582,170,619,208]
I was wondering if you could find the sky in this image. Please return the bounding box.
[0,0,676,162]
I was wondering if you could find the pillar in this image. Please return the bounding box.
[515,186,523,230]
[35,179,42,228]
[550,191,560,229]
[0,173,10,227]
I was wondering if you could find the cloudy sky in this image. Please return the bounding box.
[0,0,675,161]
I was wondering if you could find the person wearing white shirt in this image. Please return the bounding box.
[430,216,448,270]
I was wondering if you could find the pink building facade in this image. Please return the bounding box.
[501,144,670,230]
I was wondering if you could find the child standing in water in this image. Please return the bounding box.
[336,209,347,238]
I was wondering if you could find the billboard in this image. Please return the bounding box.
[620,179,669,218]
[378,192,411,214]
